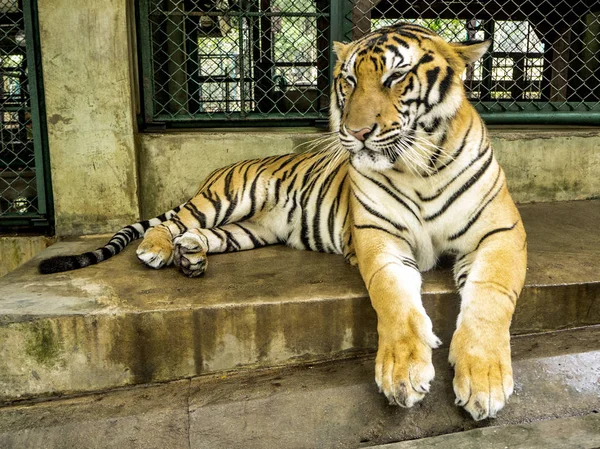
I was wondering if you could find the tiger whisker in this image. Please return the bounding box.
[393,142,430,178]
[295,133,338,153]
[408,134,454,160]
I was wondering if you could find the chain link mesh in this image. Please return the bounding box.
[143,0,330,122]
[0,0,38,218]
[142,0,600,124]
[346,0,600,115]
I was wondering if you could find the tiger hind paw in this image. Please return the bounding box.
[173,231,208,277]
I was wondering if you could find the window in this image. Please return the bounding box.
[138,0,331,126]
[0,0,51,229]
[137,0,600,127]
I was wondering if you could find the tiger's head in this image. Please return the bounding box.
[331,23,490,171]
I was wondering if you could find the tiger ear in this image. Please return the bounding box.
[333,41,350,59]
[451,40,492,65]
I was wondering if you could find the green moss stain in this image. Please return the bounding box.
[26,321,64,367]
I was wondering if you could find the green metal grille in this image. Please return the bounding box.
[138,0,331,125]
[138,0,600,126]
[345,0,600,124]
[0,0,51,229]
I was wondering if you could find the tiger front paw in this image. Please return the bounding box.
[136,227,174,269]
[449,325,514,421]
[375,313,441,408]
[173,230,208,277]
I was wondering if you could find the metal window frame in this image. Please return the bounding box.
[0,0,53,231]
[136,0,600,128]
[136,0,332,128]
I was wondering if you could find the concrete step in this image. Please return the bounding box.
[373,413,600,449]
[0,326,598,449]
[0,200,599,402]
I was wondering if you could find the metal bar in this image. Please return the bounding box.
[481,111,600,125]
[328,0,346,87]
[476,101,600,113]
[137,0,156,123]
[153,11,328,18]
[153,111,327,121]
[238,0,246,118]
[480,20,495,102]
[184,0,201,115]
[144,117,328,129]
[23,0,52,221]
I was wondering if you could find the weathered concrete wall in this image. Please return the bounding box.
[0,236,55,278]
[138,129,325,218]
[138,128,600,218]
[493,128,600,203]
[38,0,139,236]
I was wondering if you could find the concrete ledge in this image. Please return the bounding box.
[0,327,598,448]
[0,236,55,278]
[0,201,599,402]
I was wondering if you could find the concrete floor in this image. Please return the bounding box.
[376,413,600,449]
[0,326,598,449]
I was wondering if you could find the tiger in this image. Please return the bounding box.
[39,23,527,421]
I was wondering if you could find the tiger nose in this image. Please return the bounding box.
[347,125,374,141]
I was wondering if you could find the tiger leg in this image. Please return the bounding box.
[449,224,527,420]
[354,228,441,407]
[136,197,219,269]
[173,221,280,277]
[135,224,177,269]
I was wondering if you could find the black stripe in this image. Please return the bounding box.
[171,215,188,233]
[437,66,455,103]
[424,147,494,221]
[424,67,441,108]
[415,53,434,67]
[449,181,505,240]
[234,223,263,247]
[184,202,207,228]
[424,117,474,176]
[84,251,99,265]
[99,247,112,260]
[379,173,421,212]
[208,228,225,246]
[397,30,423,42]
[221,192,239,226]
[399,255,419,271]
[106,241,120,253]
[418,145,491,202]
[242,175,261,222]
[471,221,519,252]
[356,171,421,223]
[353,224,413,252]
[202,190,222,227]
[352,191,408,233]
[274,178,282,205]
[124,224,143,238]
[312,162,344,252]
[221,227,241,252]
[391,35,410,48]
